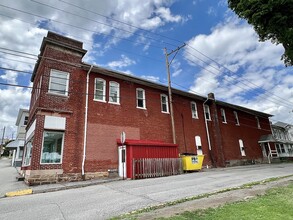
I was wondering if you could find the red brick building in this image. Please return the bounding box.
[21,32,272,185]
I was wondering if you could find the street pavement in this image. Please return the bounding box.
[0,158,293,219]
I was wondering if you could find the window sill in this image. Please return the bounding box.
[161,111,170,114]
[93,99,106,103]
[192,117,199,119]
[236,124,240,126]
[222,122,227,124]
[109,102,120,105]
[137,107,147,110]
[40,162,62,165]
[47,92,69,98]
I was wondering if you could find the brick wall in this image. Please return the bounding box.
[23,32,273,184]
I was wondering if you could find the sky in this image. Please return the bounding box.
[0,0,292,139]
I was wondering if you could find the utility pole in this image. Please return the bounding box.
[1,126,5,145]
[164,44,186,144]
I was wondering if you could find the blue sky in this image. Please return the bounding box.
[0,0,292,139]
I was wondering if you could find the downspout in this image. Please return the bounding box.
[203,99,211,151]
[203,98,215,167]
[82,65,93,180]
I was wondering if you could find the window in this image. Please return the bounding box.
[109,81,120,104]
[41,131,64,164]
[239,139,246,156]
[220,108,226,123]
[234,111,240,125]
[191,102,198,119]
[94,78,106,102]
[24,116,29,125]
[23,138,33,166]
[195,136,203,155]
[136,88,146,109]
[204,105,211,120]
[256,116,261,129]
[48,69,69,96]
[18,147,24,159]
[161,94,169,113]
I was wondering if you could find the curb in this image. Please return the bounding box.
[5,189,33,197]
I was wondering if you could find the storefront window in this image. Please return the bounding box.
[41,131,64,164]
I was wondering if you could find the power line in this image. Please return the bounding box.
[0,2,292,111]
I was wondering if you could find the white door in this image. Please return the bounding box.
[118,145,126,178]
[195,136,203,155]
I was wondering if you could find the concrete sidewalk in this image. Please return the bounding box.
[0,157,29,198]
[0,157,121,198]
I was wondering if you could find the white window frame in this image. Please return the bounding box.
[234,111,240,125]
[94,78,106,102]
[40,131,64,165]
[109,81,120,104]
[256,116,261,129]
[220,108,227,123]
[48,69,69,96]
[191,102,198,119]
[22,138,33,167]
[136,88,146,109]
[239,139,246,156]
[204,105,211,121]
[161,94,169,113]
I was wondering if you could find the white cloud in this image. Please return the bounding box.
[171,59,183,77]
[141,75,160,82]
[156,7,183,23]
[184,17,293,124]
[107,55,136,69]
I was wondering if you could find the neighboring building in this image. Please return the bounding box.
[21,32,273,185]
[259,121,293,163]
[6,109,29,166]
[272,122,293,157]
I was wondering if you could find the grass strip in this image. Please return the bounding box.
[111,175,293,220]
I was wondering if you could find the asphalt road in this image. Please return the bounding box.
[0,163,293,220]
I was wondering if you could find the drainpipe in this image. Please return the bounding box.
[82,65,93,180]
[203,97,215,167]
[203,99,212,150]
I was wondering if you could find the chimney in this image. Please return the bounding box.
[208,93,215,100]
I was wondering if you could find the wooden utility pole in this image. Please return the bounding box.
[164,44,186,144]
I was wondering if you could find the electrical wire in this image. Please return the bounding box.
[0,2,292,113]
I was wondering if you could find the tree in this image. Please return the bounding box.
[228,0,293,66]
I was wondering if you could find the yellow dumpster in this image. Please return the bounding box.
[181,154,204,171]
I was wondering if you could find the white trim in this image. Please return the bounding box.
[109,81,120,104]
[40,131,64,165]
[239,139,246,156]
[220,108,227,123]
[204,104,211,121]
[26,119,36,141]
[44,116,66,130]
[136,88,146,109]
[191,101,198,119]
[48,69,69,96]
[195,135,203,155]
[94,78,106,102]
[161,94,169,113]
[234,111,240,125]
